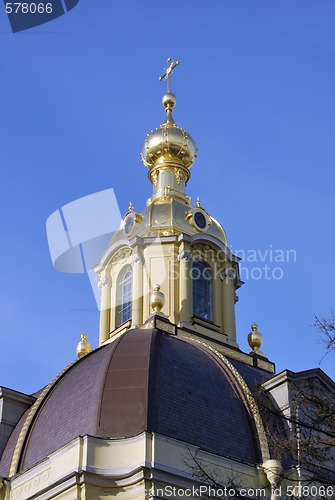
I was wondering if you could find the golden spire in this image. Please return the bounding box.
[141,58,197,201]
[159,58,180,126]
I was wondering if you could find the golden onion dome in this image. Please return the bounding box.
[141,91,197,171]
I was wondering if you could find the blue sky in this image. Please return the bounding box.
[1,0,335,394]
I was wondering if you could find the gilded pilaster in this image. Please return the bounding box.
[220,267,236,342]
[132,252,144,325]
[98,276,112,345]
[178,245,193,324]
[214,262,222,329]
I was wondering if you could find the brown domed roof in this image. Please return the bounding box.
[0,328,268,477]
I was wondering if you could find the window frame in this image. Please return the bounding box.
[191,260,213,322]
[116,265,133,327]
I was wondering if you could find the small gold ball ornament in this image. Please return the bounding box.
[150,284,165,313]
[77,333,91,359]
[162,92,177,110]
[248,323,263,355]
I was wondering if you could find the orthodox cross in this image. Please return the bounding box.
[159,58,180,93]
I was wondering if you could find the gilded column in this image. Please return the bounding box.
[220,267,236,342]
[214,262,222,327]
[132,253,144,325]
[178,246,193,324]
[98,277,112,345]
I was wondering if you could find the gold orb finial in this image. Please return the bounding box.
[159,58,179,123]
[196,196,201,207]
[150,284,165,313]
[76,333,91,359]
[141,58,197,174]
[248,323,263,355]
[128,201,134,212]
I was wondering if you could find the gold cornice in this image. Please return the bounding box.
[179,330,250,364]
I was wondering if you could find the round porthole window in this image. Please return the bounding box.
[194,211,207,230]
[123,216,135,235]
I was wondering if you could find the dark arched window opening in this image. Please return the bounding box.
[192,260,213,321]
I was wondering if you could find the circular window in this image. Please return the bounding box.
[124,216,134,235]
[194,211,207,229]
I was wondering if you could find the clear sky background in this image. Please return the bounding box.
[1,0,334,394]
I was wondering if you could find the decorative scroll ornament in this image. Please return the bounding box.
[151,170,159,186]
[111,247,132,264]
[219,269,236,281]
[174,168,184,185]
[98,277,112,288]
[178,250,193,262]
[132,253,145,265]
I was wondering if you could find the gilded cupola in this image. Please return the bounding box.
[141,59,197,203]
[95,59,243,350]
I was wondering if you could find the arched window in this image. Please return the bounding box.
[192,260,213,321]
[116,266,133,327]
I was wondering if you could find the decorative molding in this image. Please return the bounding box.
[12,469,50,497]
[174,168,184,185]
[179,330,251,365]
[177,250,193,262]
[156,319,176,335]
[219,269,235,280]
[98,277,112,288]
[151,170,159,186]
[9,361,78,477]
[257,358,275,373]
[111,247,132,265]
[192,338,270,463]
[131,253,145,265]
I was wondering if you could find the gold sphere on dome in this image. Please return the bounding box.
[162,92,177,109]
